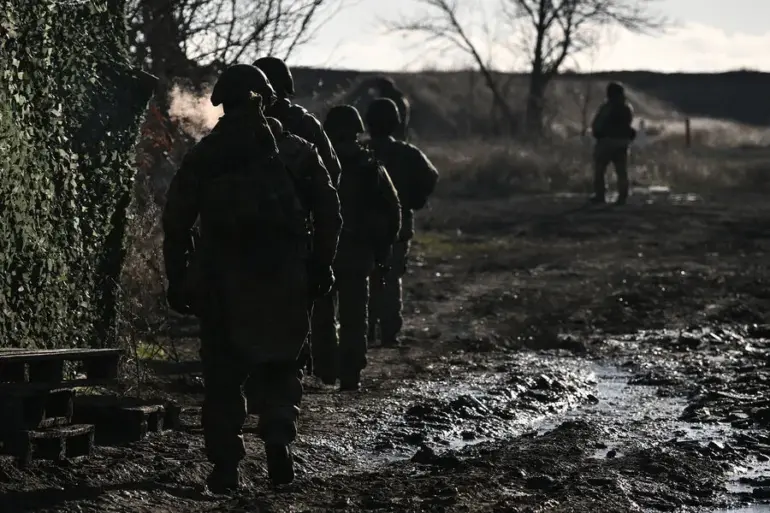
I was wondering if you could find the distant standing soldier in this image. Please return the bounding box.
[371,77,410,141]
[253,56,342,186]
[162,64,341,492]
[311,105,401,390]
[365,98,438,347]
[590,81,636,205]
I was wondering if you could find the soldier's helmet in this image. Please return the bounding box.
[324,105,365,137]
[365,98,401,134]
[606,81,625,99]
[210,64,276,109]
[253,57,295,97]
[373,76,396,92]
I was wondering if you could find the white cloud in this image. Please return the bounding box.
[292,21,770,73]
[593,22,770,71]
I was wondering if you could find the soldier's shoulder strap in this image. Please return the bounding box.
[285,103,312,134]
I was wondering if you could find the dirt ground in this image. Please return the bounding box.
[3,190,770,512]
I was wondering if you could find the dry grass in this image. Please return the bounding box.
[426,134,770,199]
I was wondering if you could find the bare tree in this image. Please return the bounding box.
[561,33,604,136]
[505,0,665,133]
[391,0,665,136]
[126,0,346,85]
[387,0,520,130]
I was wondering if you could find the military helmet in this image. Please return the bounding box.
[373,76,395,91]
[324,105,365,137]
[253,57,295,97]
[606,81,625,99]
[210,63,276,108]
[365,97,401,133]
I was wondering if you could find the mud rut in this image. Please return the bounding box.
[3,192,770,512]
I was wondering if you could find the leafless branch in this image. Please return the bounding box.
[386,0,520,128]
[127,0,349,75]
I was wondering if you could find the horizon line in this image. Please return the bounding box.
[290,65,769,76]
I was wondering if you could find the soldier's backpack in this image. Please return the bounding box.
[199,135,308,255]
[337,141,399,249]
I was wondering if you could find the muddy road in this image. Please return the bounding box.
[3,192,770,512]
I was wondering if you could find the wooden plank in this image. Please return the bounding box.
[73,396,168,443]
[0,348,122,364]
[10,424,95,467]
[0,389,74,434]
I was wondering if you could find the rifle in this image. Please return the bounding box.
[183,225,203,317]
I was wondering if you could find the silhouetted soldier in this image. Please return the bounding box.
[590,82,636,205]
[311,105,401,390]
[253,56,342,186]
[365,98,438,347]
[163,64,340,492]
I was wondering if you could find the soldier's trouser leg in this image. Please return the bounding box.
[310,292,338,381]
[252,361,303,445]
[593,147,611,201]
[201,347,249,466]
[612,150,629,202]
[338,273,370,376]
[367,281,379,342]
[380,241,410,344]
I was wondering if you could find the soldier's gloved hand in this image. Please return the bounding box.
[309,263,335,299]
[166,282,191,315]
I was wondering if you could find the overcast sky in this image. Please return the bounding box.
[289,0,770,72]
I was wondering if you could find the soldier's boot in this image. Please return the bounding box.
[592,155,608,204]
[315,365,337,386]
[339,368,361,391]
[589,195,606,204]
[380,320,403,348]
[265,444,294,485]
[206,463,240,494]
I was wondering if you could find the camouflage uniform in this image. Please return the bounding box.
[365,99,438,347]
[311,105,401,390]
[591,82,636,205]
[162,65,341,491]
[253,57,342,186]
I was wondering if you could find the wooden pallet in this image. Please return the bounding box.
[8,424,95,467]
[73,396,172,443]
[0,348,122,392]
[0,389,74,434]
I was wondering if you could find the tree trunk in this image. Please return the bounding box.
[525,71,548,136]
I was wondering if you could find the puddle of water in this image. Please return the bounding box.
[537,365,728,448]
[726,461,770,495]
